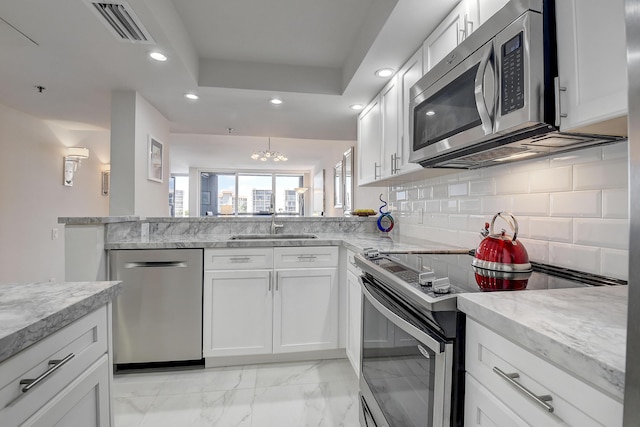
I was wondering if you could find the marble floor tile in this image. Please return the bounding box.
[112,359,360,427]
[255,359,356,388]
[158,365,257,395]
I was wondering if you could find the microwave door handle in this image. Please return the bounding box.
[474,45,494,135]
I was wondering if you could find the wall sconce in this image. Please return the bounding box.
[63,147,89,187]
[101,164,110,196]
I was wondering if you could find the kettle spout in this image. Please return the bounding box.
[479,222,490,238]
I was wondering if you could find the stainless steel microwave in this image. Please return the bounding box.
[409,0,621,169]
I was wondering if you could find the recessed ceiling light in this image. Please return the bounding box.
[269,98,283,105]
[350,104,364,111]
[425,110,435,116]
[185,93,199,100]
[375,68,394,78]
[149,51,167,62]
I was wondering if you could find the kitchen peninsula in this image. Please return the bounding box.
[0,280,123,426]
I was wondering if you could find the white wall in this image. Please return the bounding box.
[388,142,629,279]
[0,103,109,284]
[110,91,170,217]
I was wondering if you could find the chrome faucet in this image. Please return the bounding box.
[270,193,283,234]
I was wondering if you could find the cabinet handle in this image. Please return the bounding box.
[554,77,567,127]
[275,272,279,291]
[20,353,75,393]
[493,366,554,413]
[465,14,473,36]
[229,256,251,263]
[374,163,380,179]
[459,28,467,43]
[297,255,317,261]
[268,271,272,291]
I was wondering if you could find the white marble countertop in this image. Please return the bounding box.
[0,281,123,364]
[104,232,470,254]
[458,286,627,400]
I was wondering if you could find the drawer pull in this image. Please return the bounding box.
[493,366,554,413]
[297,255,317,261]
[229,257,251,263]
[20,353,75,393]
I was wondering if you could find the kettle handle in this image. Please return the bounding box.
[490,212,518,242]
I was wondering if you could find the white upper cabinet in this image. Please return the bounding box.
[397,49,424,174]
[380,76,400,178]
[555,0,628,135]
[423,1,470,73]
[357,97,382,185]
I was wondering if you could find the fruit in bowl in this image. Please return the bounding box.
[353,209,376,217]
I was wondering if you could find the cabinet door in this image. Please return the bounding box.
[423,2,466,73]
[273,268,339,353]
[397,49,424,174]
[357,97,382,185]
[381,75,400,178]
[346,269,362,377]
[22,355,111,427]
[203,270,273,357]
[556,0,627,134]
[474,0,508,27]
[465,374,529,427]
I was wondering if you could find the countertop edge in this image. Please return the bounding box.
[458,289,626,401]
[0,281,123,364]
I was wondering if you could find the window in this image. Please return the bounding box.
[170,174,190,217]
[199,172,303,216]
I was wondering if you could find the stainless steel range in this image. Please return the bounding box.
[355,249,624,427]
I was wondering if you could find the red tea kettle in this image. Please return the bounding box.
[472,212,532,291]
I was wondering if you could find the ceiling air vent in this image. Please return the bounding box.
[86,0,154,44]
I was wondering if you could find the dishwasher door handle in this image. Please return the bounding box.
[124,261,188,268]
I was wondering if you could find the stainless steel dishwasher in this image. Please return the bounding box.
[110,249,203,367]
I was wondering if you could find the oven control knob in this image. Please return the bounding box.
[419,270,436,287]
[432,277,451,294]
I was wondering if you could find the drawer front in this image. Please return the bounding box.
[204,248,273,270]
[466,319,623,427]
[346,249,361,275]
[274,247,339,268]
[0,305,108,427]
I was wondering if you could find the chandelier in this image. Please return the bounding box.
[251,137,288,162]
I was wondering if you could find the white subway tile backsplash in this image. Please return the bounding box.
[574,218,629,250]
[602,140,628,160]
[514,215,529,238]
[495,171,530,194]
[459,198,481,214]
[441,200,458,213]
[573,158,628,190]
[425,200,440,213]
[458,231,480,249]
[448,183,468,197]
[510,157,550,173]
[529,218,572,242]
[458,170,483,181]
[469,178,496,196]
[603,189,628,219]
[601,248,629,280]
[529,166,572,193]
[519,238,549,263]
[549,242,600,274]
[550,190,601,217]
[511,193,550,216]
[426,213,449,228]
[433,184,449,198]
[419,187,433,200]
[408,188,419,200]
[469,215,489,233]
[449,215,469,231]
[481,196,513,214]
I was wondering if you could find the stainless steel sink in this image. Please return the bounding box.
[228,234,318,240]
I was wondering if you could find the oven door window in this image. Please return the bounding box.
[362,294,437,426]
[413,64,482,150]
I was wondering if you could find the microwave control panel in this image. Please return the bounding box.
[501,32,525,115]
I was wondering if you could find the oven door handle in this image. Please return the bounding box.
[361,280,445,355]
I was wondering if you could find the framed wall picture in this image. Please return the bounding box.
[148,135,163,182]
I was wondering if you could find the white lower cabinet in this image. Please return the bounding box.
[203,247,339,359]
[203,269,273,357]
[464,318,623,427]
[0,305,112,427]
